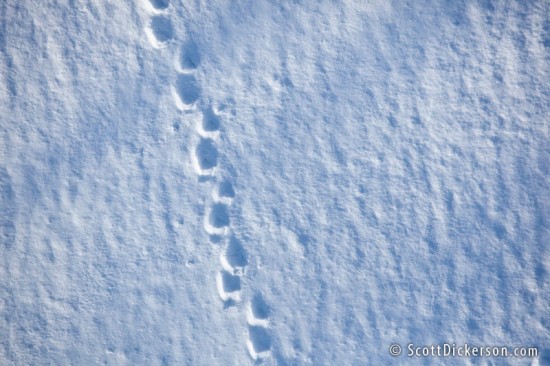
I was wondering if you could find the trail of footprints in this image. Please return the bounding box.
[144,0,271,360]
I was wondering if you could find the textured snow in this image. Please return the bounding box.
[0,0,549,365]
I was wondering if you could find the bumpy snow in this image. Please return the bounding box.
[0,1,548,365]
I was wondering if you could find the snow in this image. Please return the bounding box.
[1,0,549,365]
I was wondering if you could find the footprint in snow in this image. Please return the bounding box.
[192,137,218,176]
[174,74,201,109]
[212,179,234,205]
[144,0,169,12]
[177,40,201,72]
[197,106,221,138]
[204,203,229,235]
[145,16,173,48]
[220,236,247,275]
[246,294,271,359]
[216,270,241,305]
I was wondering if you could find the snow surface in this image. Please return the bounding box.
[0,0,549,365]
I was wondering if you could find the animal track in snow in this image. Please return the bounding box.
[145,16,173,48]
[142,8,274,358]
[204,203,230,235]
[212,179,235,205]
[196,106,221,138]
[149,0,169,10]
[192,138,218,176]
[177,40,201,72]
[216,270,241,304]
[247,325,272,360]
[173,74,201,109]
[143,0,169,13]
[220,236,247,275]
[246,294,272,359]
[246,294,270,327]
[160,25,274,358]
